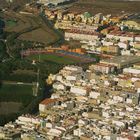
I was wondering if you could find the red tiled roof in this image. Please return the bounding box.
[40,98,58,105]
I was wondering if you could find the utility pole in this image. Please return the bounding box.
[35,48,41,96]
[33,49,41,96]
[21,43,24,59]
[37,48,41,86]
[32,48,41,96]
[32,68,39,97]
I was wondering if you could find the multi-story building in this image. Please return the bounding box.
[89,63,115,74]
[100,55,140,69]
[38,0,72,5]
[65,29,101,41]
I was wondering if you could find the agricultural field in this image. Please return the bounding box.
[6,70,37,83]
[0,102,22,115]
[17,15,61,45]
[5,19,17,28]
[3,12,34,32]
[28,54,80,64]
[69,0,140,15]
[0,83,34,107]
[0,82,34,123]
[2,11,60,45]
[18,28,58,45]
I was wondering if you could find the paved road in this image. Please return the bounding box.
[3,81,34,86]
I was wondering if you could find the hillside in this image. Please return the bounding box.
[0,0,31,9]
[69,0,140,15]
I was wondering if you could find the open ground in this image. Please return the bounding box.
[69,0,140,15]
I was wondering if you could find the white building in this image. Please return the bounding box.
[70,86,87,96]
[118,42,128,49]
[123,67,140,76]
[89,91,100,99]
[39,99,58,113]
[106,33,134,42]
[65,30,100,41]
[53,83,65,90]
[38,0,71,5]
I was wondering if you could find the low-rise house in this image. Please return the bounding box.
[70,86,88,96]
[39,99,59,113]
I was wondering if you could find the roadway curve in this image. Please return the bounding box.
[4,11,64,58]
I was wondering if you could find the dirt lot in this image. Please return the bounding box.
[69,0,140,15]
[18,28,58,44]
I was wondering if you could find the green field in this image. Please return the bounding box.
[0,102,22,115]
[0,83,34,106]
[6,19,17,27]
[28,54,80,64]
[0,82,39,125]
[7,70,37,83]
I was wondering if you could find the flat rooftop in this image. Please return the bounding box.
[100,55,140,68]
[134,62,140,66]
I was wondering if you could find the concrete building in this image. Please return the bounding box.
[70,86,87,96]
[38,0,72,5]
[39,99,59,113]
[118,42,129,49]
[89,63,115,74]
[100,55,140,69]
[106,32,135,42]
[124,20,140,30]
[0,127,21,140]
[65,29,101,41]
[101,45,120,55]
[123,67,140,76]
[134,42,140,50]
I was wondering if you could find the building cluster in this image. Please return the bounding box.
[55,12,104,28]
[46,10,140,58]
[121,20,140,31]
[1,1,140,139]
[78,25,140,56]
[54,12,106,41]
[1,63,140,139]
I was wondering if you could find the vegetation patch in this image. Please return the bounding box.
[0,102,22,115]
[6,19,17,27]
[0,83,34,106]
